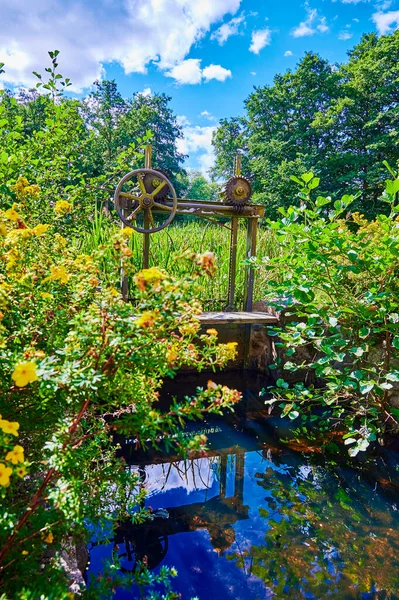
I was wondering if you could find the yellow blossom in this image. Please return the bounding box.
[136,311,156,328]
[5,445,24,465]
[12,361,38,387]
[16,466,27,478]
[44,531,54,544]
[0,463,12,487]
[4,205,20,222]
[121,227,134,237]
[54,200,72,214]
[47,265,69,284]
[0,223,7,236]
[206,328,218,337]
[133,267,166,292]
[40,292,53,299]
[0,420,19,437]
[6,228,32,242]
[226,342,238,350]
[179,322,200,336]
[107,287,120,298]
[31,224,50,236]
[22,550,28,555]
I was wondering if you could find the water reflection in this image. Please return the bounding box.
[88,374,399,599]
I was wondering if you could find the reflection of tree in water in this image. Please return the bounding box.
[226,451,399,599]
[111,452,248,573]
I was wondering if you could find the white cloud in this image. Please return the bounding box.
[166,59,231,84]
[200,110,216,121]
[250,71,257,75]
[372,9,399,34]
[338,30,353,40]
[176,123,216,175]
[176,115,191,127]
[284,50,293,57]
[0,0,242,90]
[317,17,329,33]
[291,5,329,37]
[202,64,232,82]
[353,18,360,22]
[165,59,203,84]
[211,14,245,44]
[140,87,152,97]
[249,28,272,54]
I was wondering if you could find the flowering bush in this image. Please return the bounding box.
[0,193,239,598]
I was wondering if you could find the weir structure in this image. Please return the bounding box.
[113,145,277,367]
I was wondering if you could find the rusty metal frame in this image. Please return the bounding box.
[117,145,263,311]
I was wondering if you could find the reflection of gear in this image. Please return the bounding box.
[224,176,252,205]
[143,169,170,201]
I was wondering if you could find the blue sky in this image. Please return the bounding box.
[1,0,399,173]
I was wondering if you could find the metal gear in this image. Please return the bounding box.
[143,169,170,201]
[224,176,252,205]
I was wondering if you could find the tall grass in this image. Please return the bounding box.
[79,210,279,310]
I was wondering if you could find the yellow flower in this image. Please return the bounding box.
[133,267,166,292]
[6,228,32,242]
[121,227,134,238]
[5,445,24,465]
[0,223,7,236]
[4,206,20,222]
[107,287,120,298]
[13,177,30,194]
[22,550,29,555]
[136,311,156,328]
[47,265,69,284]
[31,224,50,236]
[54,200,72,214]
[226,342,238,350]
[40,292,53,299]
[12,361,38,387]
[0,420,19,437]
[44,531,54,544]
[0,463,12,487]
[206,328,218,337]
[16,466,27,478]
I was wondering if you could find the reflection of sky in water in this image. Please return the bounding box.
[88,415,399,600]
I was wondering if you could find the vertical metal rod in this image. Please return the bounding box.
[225,217,238,311]
[143,212,150,269]
[144,144,152,169]
[243,217,258,312]
[225,154,242,312]
[219,455,227,498]
[143,145,152,268]
[234,452,245,503]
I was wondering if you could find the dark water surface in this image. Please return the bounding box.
[88,372,399,599]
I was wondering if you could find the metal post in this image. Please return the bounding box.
[143,145,152,269]
[243,217,258,312]
[219,454,227,498]
[224,155,242,312]
[234,452,245,503]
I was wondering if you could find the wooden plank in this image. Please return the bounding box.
[198,311,278,325]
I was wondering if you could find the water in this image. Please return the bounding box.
[87,372,399,599]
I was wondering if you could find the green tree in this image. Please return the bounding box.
[313,31,399,217]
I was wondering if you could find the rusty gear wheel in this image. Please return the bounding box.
[224,176,252,205]
[143,169,170,201]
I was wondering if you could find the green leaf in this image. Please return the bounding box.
[359,381,374,395]
[301,172,314,184]
[386,371,399,382]
[315,196,331,207]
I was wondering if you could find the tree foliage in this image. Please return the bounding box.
[212,32,399,219]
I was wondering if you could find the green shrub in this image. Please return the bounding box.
[260,167,399,456]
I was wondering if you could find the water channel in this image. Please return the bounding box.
[87,371,399,599]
